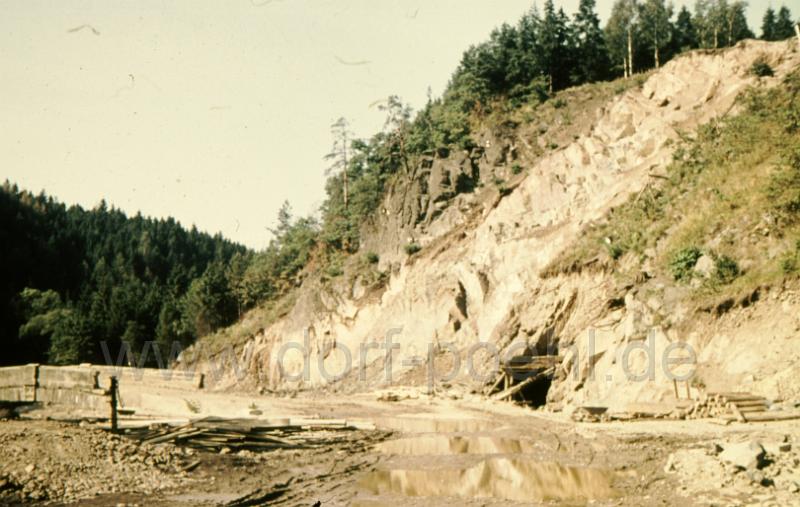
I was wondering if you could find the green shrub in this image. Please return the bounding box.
[606,243,624,260]
[511,163,523,175]
[782,254,798,274]
[326,264,343,277]
[552,97,567,109]
[669,247,702,282]
[781,240,800,274]
[404,243,422,255]
[749,57,774,78]
[364,252,380,264]
[713,255,740,284]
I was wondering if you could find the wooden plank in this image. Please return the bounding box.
[484,372,505,396]
[491,368,554,401]
[730,404,747,422]
[492,376,534,401]
[737,406,767,414]
[624,402,679,416]
[732,400,768,408]
[721,411,800,422]
[144,427,205,445]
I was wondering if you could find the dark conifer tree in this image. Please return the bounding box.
[774,6,796,40]
[539,0,572,92]
[674,6,698,51]
[572,0,611,82]
[761,7,777,40]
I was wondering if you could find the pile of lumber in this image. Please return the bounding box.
[681,392,800,422]
[122,416,372,452]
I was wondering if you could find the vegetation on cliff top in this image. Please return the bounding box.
[543,68,800,304]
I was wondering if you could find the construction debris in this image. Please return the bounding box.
[120,416,375,453]
[570,393,800,424]
[678,392,800,422]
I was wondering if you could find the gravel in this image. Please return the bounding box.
[0,420,193,504]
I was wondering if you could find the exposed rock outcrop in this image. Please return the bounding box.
[180,40,800,413]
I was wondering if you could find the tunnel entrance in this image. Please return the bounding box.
[511,373,552,407]
[487,354,559,408]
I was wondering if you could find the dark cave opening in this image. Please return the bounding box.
[511,373,552,407]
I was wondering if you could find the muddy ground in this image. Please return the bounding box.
[1,393,798,506]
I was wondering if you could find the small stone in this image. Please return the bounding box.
[23,465,34,474]
[663,454,677,473]
[746,469,769,486]
[694,255,715,277]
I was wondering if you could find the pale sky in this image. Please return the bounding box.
[1,0,774,249]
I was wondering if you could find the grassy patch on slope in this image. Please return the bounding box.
[543,69,800,301]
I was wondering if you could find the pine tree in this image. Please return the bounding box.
[573,0,611,82]
[639,0,673,68]
[674,6,698,50]
[774,6,796,40]
[325,117,353,209]
[515,6,542,85]
[539,0,564,93]
[761,7,777,40]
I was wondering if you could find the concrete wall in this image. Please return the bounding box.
[0,364,38,402]
[93,366,203,391]
[38,365,99,390]
[0,364,204,414]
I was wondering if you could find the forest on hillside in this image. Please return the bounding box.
[2,0,796,366]
[0,182,248,365]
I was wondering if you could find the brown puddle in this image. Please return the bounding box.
[378,435,537,455]
[358,458,617,503]
[373,417,496,433]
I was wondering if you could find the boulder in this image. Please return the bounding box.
[719,440,766,470]
[694,255,715,277]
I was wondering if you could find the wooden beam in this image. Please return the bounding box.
[491,367,554,401]
[109,376,118,433]
[484,372,504,396]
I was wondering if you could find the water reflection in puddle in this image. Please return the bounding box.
[359,458,617,503]
[378,435,537,455]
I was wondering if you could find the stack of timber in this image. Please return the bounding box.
[683,392,800,422]
[121,416,374,452]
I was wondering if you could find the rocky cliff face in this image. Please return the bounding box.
[181,40,800,412]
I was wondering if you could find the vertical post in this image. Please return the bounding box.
[109,376,118,433]
[795,23,800,44]
[672,378,679,399]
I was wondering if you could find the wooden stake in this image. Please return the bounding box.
[109,376,118,433]
[673,379,679,399]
